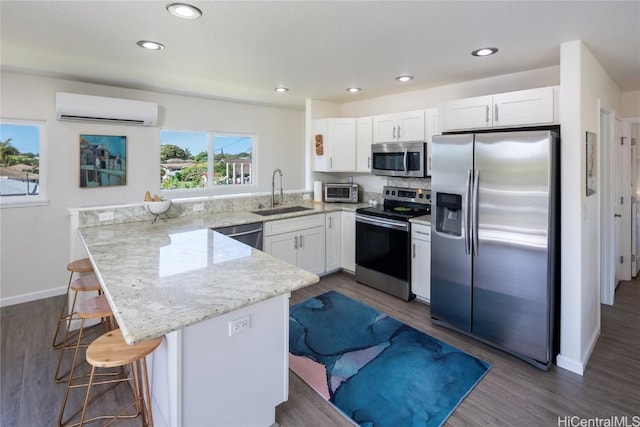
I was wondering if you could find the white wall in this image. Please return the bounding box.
[556,41,621,375]
[0,72,305,305]
[621,90,640,117]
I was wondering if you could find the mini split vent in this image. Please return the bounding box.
[55,92,159,126]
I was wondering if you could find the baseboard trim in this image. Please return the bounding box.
[556,326,601,376]
[0,286,66,307]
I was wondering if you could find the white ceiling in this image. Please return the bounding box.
[1,1,639,109]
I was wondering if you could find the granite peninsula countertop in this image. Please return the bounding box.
[78,203,368,344]
[410,214,431,226]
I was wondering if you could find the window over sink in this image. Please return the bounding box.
[160,130,255,193]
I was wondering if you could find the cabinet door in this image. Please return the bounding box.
[424,108,440,176]
[340,211,356,272]
[442,95,493,131]
[397,110,425,142]
[328,119,357,171]
[356,117,373,172]
[298,226,326,275]
[492,87,554,128]
[264,231,298,267]
[325,212,342,272]
[411,225,431,302]
[372,114,398,143]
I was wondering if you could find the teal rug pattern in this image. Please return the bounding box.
[289,291,491,427]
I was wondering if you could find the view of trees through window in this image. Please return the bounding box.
[0,123,41,196]
[160,130,254,190]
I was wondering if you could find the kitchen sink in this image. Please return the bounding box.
[251,206,313,216]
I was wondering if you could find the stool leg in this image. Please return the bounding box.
[52,272,74,348]
[139,357,154,427]
[58,318,87,426]
[78,366,97,427]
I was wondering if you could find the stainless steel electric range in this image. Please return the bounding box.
[355,186,431,301]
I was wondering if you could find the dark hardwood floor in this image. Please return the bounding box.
[2,273,638,426]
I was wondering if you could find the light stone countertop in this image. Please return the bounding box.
[410,214,431,226]
[78,203,367,344]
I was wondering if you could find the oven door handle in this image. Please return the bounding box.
[356,214,409,232]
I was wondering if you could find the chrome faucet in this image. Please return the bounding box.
[271,168,283,207]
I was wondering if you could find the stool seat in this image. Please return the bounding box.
[67,258,93,274]
[77,295,112,319]
[87,330,162,369]
[70,273,102,293]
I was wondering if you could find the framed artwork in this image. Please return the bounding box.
[586,131,597,197]
[79,134,127,188]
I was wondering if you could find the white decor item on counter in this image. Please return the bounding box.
[313,181,323,203]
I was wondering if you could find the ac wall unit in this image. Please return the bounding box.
[55,92,158,126]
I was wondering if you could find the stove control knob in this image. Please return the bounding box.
[419,194,424,198]
[426,194,431,199]
[391,191,396,195]
[385,190,390,195]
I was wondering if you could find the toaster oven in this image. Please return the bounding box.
[324,183,359,203]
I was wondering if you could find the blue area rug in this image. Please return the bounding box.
[289,291,491,427]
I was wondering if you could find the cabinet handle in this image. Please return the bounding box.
[494,104,499,122]
[393,126,396,139]
[330,157,333,168]
[485,105,490,123]
[294,236,298,249]
[299,235,304,248]
[415,230,430,235]
[329,217,332,228]
[368,157,371,168]
[397,126,401,139]
[428,156,432,172]
[412,243,416,259]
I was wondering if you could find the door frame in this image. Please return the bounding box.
[623,117,640,277]
[600,105,616,306]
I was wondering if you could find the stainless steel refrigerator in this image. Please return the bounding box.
[430,130,559,370]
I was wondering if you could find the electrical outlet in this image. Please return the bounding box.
[98,211,114,221]
[229,315,251,336]
[193,204,204,212]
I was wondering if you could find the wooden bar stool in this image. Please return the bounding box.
[52,258,97,349]
[58,295,116,426]
[78,330,162,427]
[54,274,107,383]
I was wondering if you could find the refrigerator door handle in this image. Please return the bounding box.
[465,168,472,255]
[472,169,480,256]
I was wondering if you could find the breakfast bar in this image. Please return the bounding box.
[78,216,320,427]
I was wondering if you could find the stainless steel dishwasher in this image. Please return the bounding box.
[212,222,263,250]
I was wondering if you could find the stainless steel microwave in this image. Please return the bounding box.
[324,183,359,203]
[371,141,427,177]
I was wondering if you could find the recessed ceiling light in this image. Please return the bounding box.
[137,40,165,51]
[395,75,414,82]
[166,3,202,19]
[471,47,498,57]
[274,87,289,93]
[346,87,362,93]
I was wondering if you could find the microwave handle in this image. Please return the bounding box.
[403,149,408,173]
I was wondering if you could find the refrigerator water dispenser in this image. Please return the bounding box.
[436,193,462,236]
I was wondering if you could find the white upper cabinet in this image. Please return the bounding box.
[356,117,373,172]
[442,87,556,131]
[313,118,356,172]
[372,110,425,143]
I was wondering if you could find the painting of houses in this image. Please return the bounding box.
[79,135,126,187]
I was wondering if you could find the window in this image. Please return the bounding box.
[0,120,47,206]
[160,130,255,191]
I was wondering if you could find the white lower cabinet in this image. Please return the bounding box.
[411,223,431,302]
[264,214,326,275]
[340,211,355,273]
[325,212,342,273]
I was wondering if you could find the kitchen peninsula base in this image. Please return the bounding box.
[151,293,289,427]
